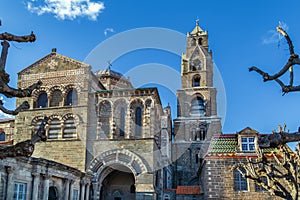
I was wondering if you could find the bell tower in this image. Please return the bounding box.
[172,21,222,187]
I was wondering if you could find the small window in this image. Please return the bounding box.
[255,176,268,192]
[13,182,27,200]
[48,119,60,139]
[63,117,77,138]
[65,89,78,106]
[48,186,58,200]
[135,107,142,137]
[0,129,5,141]
[241,137,255,151]
[190,97,205,115]
[50,90,62,107]
[32,119,43,137]
[234,168,248,191]
[0,178,5,200]
[120,107,126,137]
[192,76,200,87]
[72,190,79,200]
[37,92,48,108]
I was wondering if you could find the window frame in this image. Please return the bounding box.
[13,182,27,200]
[255,176,268,192]
[241,137,255,152]
[234,168,248,191]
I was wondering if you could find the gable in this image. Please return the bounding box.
[18,52,89,75]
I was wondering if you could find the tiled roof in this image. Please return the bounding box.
[176,186,201,195]
[0,140,13,146]
[207,134,281,158]
[0,118,14,123]
[208,134,237,153]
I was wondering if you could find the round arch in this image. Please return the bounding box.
[88,148,151,180]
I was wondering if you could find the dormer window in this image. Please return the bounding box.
[241,137,255,151]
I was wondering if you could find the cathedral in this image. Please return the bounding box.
[0,22,281,200]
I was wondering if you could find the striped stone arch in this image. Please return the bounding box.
[88,149,151,181]
[64,84,82,94]
[62,113,81,126]
[31,115,46,136]
[48,114,62,121]
[31,86,49,99]
[49,85,62,94]
[31,115,46,126]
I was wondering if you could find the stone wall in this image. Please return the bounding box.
[203,158,281,200]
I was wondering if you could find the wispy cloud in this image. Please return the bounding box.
[104,28,115,36]
[0,96,14,119]
[26,0,105,21]
[262,21,289,44]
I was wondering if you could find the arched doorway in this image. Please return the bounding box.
[100,165,135,200]
[48,186,58,200]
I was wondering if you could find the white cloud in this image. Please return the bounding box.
[0,96,14,119]
[26,0,105,21]
[104,28,115,36]
[262,21,289,44]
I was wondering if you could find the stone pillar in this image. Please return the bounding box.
[80,180,85,200]
[64,178,70,200]
[32,172,40,200]
[91,181,99,200]
[5,166,13,200]
[69,180,74,200]
[42,173,51,200]
[85,183,90,200]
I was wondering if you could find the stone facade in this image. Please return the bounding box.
[203,128,283,200]
[0,22,286,200]
[0,156,90,200]
[0,118,14,142]
[13,47,172,199]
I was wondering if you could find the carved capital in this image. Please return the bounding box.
[5,165,13,174]
[43,173,51,180]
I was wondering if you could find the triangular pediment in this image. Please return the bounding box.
[238,127,259,135]
[18,52,89,75]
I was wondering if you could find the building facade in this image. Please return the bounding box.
[0,22,283,200]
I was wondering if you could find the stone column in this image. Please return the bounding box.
[32,172,40,200]
[42,173,51,200]
[80,179,85,200]
[64,178,70,200]
[91,181,99,200]
[69,180,74,200]
[5,166,13,200]
[85,183,90,200]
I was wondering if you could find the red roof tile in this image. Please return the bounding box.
[176,186,201,195]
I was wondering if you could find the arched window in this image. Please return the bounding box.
[0,128,5,141]
[65,89,78,106]
[48,118,60,139]
[190,97,205,115]
[192,75,200,87]
[48,186,58,200]
[135,107,142,136]
[120,107,126,137]
[63,117,77,138]
[114,99,127,138]
[190,58,202,71]
[234,168,248,191]
[50,90,62,107]
[99,101,111,137]
[37,92,48,108]
[32,118,43,137]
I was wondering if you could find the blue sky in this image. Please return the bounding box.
[1,0,300,139]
